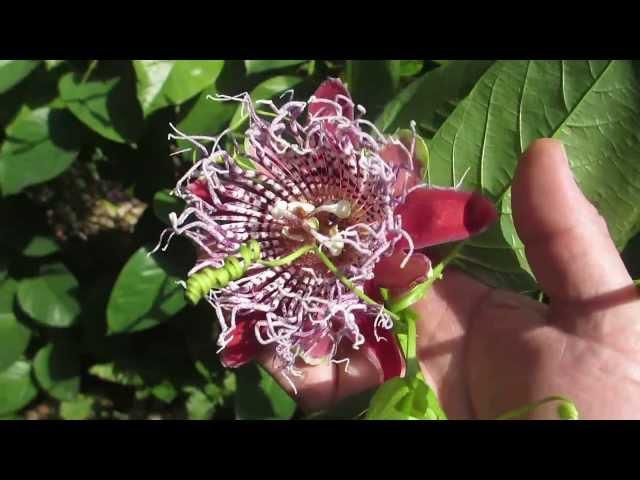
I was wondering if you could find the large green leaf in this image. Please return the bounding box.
[59,72,144,144]
[133,60,224,116]
[429,60,640,290]
[0,360,38,416]
[106,246,188,334]
[0,106,81,196]
[33,341,82,401]
[244,60,307,75]
[177,61,257,142]
[17,262,81,328]
[229,75,304,131]
[0,61,40,94]
[235,364,296,420]
[345,60,400,120]
[59,394,95,420]
[376,60,494,135]
[0,279,31,372]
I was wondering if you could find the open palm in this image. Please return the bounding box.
[261,140,640,419]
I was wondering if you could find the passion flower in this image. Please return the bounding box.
[157,78,497,390]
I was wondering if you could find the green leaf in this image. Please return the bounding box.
[59,72,144,144]
[244,60,307,75]
[0,359,38,416]
[345,60,401,120]
[0,106,81,196]
[229,75,304,131]
[151,380,178,404]
[21,235,60,258]
[33,341,82,401]
[429,60,640,289]
[133,60,224,116]
[0,279,31,372]
[0,61,40,94]
[59,394,95,420]
[184,386,219,420]
[106,246,188,334]
[395,60,424,77]
[376,60,494,136]
[234,155,256,171]
[45,60,64,71]
[235,364,296,420]
[17,262,81,328]
[152,189,185,226]
[88,362,144,387]
[177,60,249,139]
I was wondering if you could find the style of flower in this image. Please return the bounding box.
[159,78,497,389]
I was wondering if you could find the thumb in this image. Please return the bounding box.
[512,139,633,305]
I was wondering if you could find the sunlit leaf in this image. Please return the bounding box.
[17,262,81,328]
[133,60,224,116]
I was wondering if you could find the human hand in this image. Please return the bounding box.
[260,139,640,419]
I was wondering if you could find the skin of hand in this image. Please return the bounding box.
[260,139,640,419]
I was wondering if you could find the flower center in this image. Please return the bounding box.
[270,199,359,260]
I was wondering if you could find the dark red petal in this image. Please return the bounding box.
[380,143,411,168]
[373,250,431,290]
[219,315,262,368]
[308,78,354,120]
[396,187,498,249]
[379,143,422,196]
[355,313,405,382]
[188,179,212,203]
[299,333,336,365]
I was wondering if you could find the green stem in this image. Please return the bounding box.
[259,244,315,268]
[387,241,466,314]
[82,60,98,83]
[495,396,578,420]
[314,247,400,321]
[406,312,419,378]
[256,110,278,117]
[634,278,640,287]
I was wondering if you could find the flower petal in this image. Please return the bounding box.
[219,315,262,368]
[374,250,432,290]
[379,143,422,196]
[308,78,354,120]
[299,333,336,366]
[188,179,212,203]
[396,187,498,249]
[355,313,405,382]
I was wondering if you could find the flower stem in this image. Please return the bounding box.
[314,247,400,321]
[82,60,98,83]
[387,241,466,314]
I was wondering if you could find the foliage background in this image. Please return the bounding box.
[0,60,639,420]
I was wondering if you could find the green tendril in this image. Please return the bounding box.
[185,240,262,305]
[185,242,314,305]
[495,396,580,420]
